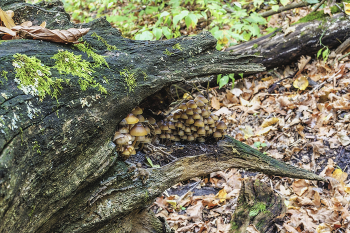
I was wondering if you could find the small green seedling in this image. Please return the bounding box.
[254,141,267,150]
[146,157,160,168]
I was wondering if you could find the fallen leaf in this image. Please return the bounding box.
[216,189,227,204]
[261,117,279,128]
[293,76,309,90]
[0,26,16,36]
[211,96,221,110]
[344,2,350,15]
[337,131,350,146]
[239,125,254,139]
[12,26,90,43]
[230,88,243,97]
[0,7,15,29]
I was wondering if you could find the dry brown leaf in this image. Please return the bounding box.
[211,96,221,110]
[292,179,309,196]
[21,21,32,27]
[0,7,15,29]
[12,26,90,43]
[186,202,203,222]
[0,26,15,36]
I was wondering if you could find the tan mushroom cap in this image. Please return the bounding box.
[197,127,206,135]
[125,113,139,124]
[119,119,127,127]
[178,103,187,110]
[186,117,194,125]
[195,99,205,107]
[195,95,208,104]
[216,121,227,130]
[161,123,169,131]
[207,117,214,125]
[187,135,195,141]
[131,106,143,115]
[186,108,194,115]
[154,127,162,134]
[186,100,197,109]
[130,123,148,136]
[197,137,205,143]
[210,114,219,121]
[168,121,176,129]
[147,116,156,125]
[193,113,201,120]
[137,115,145,122]
[119,126,129,134]
[194,119,204,127]
[213,131,222,138]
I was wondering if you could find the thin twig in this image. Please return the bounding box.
[311,0,327,13]
[260,1,316,17]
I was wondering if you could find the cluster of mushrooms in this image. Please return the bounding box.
[113,95,227,160]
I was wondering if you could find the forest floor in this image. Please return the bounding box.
[138,50,350,233]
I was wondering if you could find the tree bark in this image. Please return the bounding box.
[227,13,349,69]
[0,1,330,233]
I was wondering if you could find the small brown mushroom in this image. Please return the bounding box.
[195,95,208,103]
[131,106,143,115]
[186,100,197,109]
[216,121,227,131]
[125,113,139,130]
[130,123,148,148]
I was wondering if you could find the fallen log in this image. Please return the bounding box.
[0,1,327,232]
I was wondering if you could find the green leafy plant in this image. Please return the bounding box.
[254,141,267,150]
[217,72,243,89]
[146,156,160,168]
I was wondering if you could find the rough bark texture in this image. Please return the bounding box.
[227,13,349,69]
[231,178,286,233]
[0,1,328,233]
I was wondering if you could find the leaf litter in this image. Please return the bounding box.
[152,52,350,232]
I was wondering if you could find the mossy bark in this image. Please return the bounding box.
[0,1,326,233]
[227,13,350,69]
[231,178,286,233]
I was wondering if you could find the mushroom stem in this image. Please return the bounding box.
[132,136,138,147]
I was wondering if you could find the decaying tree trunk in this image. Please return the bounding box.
[0,1,332,232]
[227,13,350,69]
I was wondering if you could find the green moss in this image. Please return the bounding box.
[253,43,258,49]
[1,70,8,81]
[52,50,107,94]
[172,43,183,51]
[91,32,117,50]
[12,54,64,100]
[294,6,339,24]
[231,221,238,231]
[248,202,266,217]
[254,52,260,56]
[74,42,109,68]
[32,141,41,155]
[120,67,137,93]
[163,49,174,56]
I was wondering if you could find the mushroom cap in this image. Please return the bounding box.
[170,134,175,140]
[168,121,176,129]
[186,117,194,125]
[186,108,194,115]
[119,119,128,127]
[174,112,182,119]
[174,136,181,142]
[159,134,166,139]
[197,127,206,135]
[178,130,185,136]
[186,100,197,109]
[146,116,156,125]
[166,134,171,139]
[178,103,187,110]
[194,120,204,127]
[176,121,183,128]
[207,117,214,125]
[144,126,151,134]
[193,133,198,138]
[130,123,148,136]
[195,94,208,102]
[154,127,162,134]
[187,135,195,141]
[119,126,129,134]
[210,114,219,121]
[191,125,197,131]
[131,106,143,115]
[137,115,145,122]
[180,113,188,120]
[113,131,123,141]
[204,125,210,131]
[193,113,201,120]
[184,127,191,133]
[193,107,202,114]
[213,131,222,138]
[195,99,205,107]
[161,123,169,131]
[197,137,205,143]
[125,113,139,124]
[207,128,213,135]
[181,135,188,140]
[201,110,210,118]
[216,121,227,130]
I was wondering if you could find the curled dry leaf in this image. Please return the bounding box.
[13,26,90,44]
[261,117,279,128]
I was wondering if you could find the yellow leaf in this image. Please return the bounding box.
[332,168,347,183]
[182,93,191,99]
[239,125,254,139]
[344,2,350,15]
[40,21,46,28]
[0,7,15,29]
[261,76,274,81]
[261,117,279,128]
[345,185,350,193]
[218,36,228,45]
[256,126,273,136]
[216,189,227,203]
[166,200,177,208]
[293,76,309,90]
